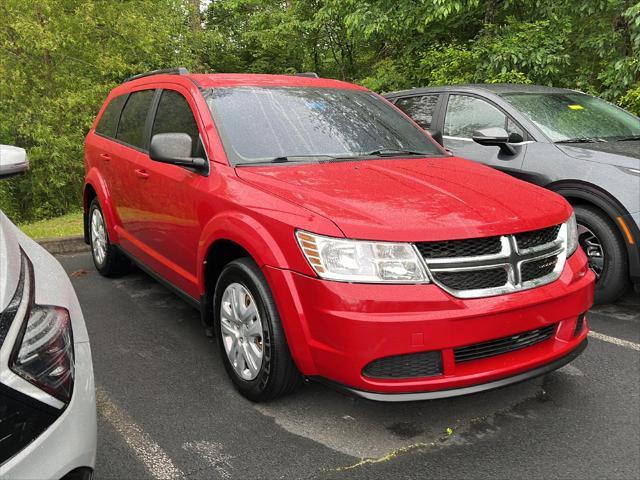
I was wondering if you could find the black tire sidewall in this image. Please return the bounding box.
[575,205,629,303]
[214,259,279,400]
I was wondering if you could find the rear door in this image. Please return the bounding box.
[440,93,528,175]
[110,88,157,248]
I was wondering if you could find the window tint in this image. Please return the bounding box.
[444,95,523,139]
[116,89,155,149]
[95,94,127,138]
[395,95,439,129]
[151,90,201,157]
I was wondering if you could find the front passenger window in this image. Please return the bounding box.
[151,90,202,157]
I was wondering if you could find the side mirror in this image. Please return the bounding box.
[472,127,516,155]
[149,133,207,171]
[428,129,444,147]
[0,145,29,178]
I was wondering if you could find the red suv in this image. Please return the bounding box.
[83,69,594,401]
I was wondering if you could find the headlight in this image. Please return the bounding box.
[296,230,430,283]
[565,212,578,257]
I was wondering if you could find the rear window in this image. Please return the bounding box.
[116,89,155,149]
[95,94,127,138]
[205,87,441,165]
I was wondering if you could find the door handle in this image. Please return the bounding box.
[134,169,149,180]
[100,153,111,161]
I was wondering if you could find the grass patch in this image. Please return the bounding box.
[19,210,84,239]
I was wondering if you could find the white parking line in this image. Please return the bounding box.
[183,441,234,479]
[96,385,184,479]
[589,331,640,352]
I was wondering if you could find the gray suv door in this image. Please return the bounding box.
[441,93,529,177]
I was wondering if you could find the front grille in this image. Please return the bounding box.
[0,387,60,464]
[415,236,502,259]
[515,225,561,250]
[521,256,558,282]
[433,268,508,290]
[363,351,443,379]
[454,324,556,363]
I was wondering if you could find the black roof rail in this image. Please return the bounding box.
[125,67,189,83]
[294,72,319,78]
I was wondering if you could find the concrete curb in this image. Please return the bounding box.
[37,235,90,255]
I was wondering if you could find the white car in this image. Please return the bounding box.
[0,145,97,479]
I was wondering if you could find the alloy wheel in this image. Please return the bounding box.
[577,223,604,279]
[220,282,264,381]
[91,208,107,266]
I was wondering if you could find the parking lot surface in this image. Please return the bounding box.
[60,252,640,480]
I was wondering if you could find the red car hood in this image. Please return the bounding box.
[235,157,572,241]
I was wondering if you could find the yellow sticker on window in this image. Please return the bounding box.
[568,104,584,110]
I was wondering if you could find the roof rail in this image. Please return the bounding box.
[294,72,319,78]
[125,67,189,83]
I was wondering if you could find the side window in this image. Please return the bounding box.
[151,90,202,157]
[95,94,127,138]
[444,95,524,140]
[394,95,439,129]
[116,89,155,149]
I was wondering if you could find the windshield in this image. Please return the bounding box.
[502,92,640,142]
[204,87,442,165]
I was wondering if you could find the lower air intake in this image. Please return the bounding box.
[363,351,443,379]
[454,324,556,363]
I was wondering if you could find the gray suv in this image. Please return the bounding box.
[385,84,640,303]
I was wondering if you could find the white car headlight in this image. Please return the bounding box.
[296,231,430,283]
[565,212,578,257]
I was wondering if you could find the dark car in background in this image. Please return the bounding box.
[385,84,640,303]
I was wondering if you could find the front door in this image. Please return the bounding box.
[441,94,528,176]
[131,86,209,297]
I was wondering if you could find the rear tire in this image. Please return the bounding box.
[574,205,629,304]
[214,258,301,401]
[88,198,130,277]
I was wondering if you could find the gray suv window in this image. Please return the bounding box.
[395,95,439,129]
[445,95,523,139]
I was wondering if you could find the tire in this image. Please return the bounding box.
[574,205,630,304]
[88,198,130,277]
[214,258,301,401]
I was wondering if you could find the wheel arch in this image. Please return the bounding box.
[83,170,120,245]
[548,179,639,279]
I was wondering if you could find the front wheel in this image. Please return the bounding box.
[574,205,629,304]
[214,258,301,401]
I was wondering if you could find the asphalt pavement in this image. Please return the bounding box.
[59,252,640,480]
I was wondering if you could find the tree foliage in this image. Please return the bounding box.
[1,0,637,222]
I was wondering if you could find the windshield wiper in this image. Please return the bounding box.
[363,148,433,157]
[555,137,607,144]
[238,154,340,165]
[616,135,640,142]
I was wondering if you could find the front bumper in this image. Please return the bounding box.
[263,248,595,399]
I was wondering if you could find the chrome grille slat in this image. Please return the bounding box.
[416,224,566,298]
